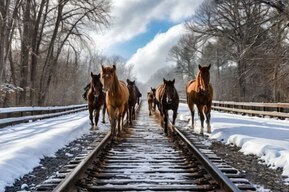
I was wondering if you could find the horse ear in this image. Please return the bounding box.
[126,79,129,83]
[97,73,100,78]
[208,64,211,69]
[91,72,94,77]
[172,79,175,84]
[163,78,166,84]
[133,80,135,84]
[198,65,202,70]
[101,65,104,70]
[113,65,116,71]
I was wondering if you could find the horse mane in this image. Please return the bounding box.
[196,71,203,92]
[111,72,120,94]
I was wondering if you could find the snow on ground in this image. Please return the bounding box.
[0,102,289,191]
[0,110,108,192]
[177,103,289,184]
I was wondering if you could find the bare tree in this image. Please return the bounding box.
[37,0,111,105]
[168,34,200,80]
[186,0,272,101]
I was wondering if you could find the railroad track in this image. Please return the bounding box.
[35,102,256,192]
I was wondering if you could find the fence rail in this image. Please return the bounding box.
[212,101,289,119]
[0,104,87,128]
[180,99,289,119]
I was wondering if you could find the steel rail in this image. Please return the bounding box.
[52,131,112,192]
[169,123,241,192]
[52,102,141,192]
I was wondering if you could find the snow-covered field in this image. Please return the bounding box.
[0,110,96,192]
[0,103,289,191]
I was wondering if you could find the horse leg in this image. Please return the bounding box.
[188,99,195,129]
[88,106,94,127]
[107,106,116,137]
[132,105,135,120]
[94,108,100,129]
[159,103,163,117]
[101,103,106,123]
[205,105,212,133]
[111,118,116,137]
[172,109,177,125]
[148,101,152,116]
[129,106,132,125]
[197,105,205,134]
[164,109,168,134]
[117,113,122,136]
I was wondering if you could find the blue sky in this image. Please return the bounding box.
[93,0,204,82]
[108,20,174,59]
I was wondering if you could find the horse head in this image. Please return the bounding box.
[197,64,211,95]
[163,78,176,104]
[151,87,156,98]
[127,79,136,95]
[90,72,102,98]
[101,65,116,91]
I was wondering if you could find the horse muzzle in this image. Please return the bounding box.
[166,98,173,104]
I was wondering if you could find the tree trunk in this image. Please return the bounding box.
[19,0,32,105]
[38,2,64,106]
[0,0,10,82]
[30,0,47,105]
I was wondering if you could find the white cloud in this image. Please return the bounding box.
[127,24,188,82]
[92,0,203,51]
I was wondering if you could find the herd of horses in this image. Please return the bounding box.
[85,64,213,136]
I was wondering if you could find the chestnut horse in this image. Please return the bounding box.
[101,65,129,136]
[155,79,179,134]
[186,64,213,134]
[127,79,137,125]
[87,72,106,129]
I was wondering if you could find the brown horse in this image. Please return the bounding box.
[186,64,213,134]
[101,65,129,136]
[151,87,157,111]
[127,79,137,125]
[87,72,106,129]
[155,79,179,134]
[147,91,154,116]
[147,87,156,116]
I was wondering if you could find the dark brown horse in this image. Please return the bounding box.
[186,64,213,134]
[135,84,142,105]
[101,65,129,136]
[87,72,106,129]
[127,79,137,125]
[155,79,179,134]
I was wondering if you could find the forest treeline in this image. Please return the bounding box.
[0,0,118,107]
[164,0,289,102]
[1,0,289,107]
